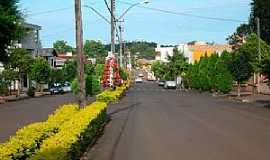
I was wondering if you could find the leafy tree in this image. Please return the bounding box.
[1,68,18,94]
[53,40,73,53]
[9,48,33,95]
[127,41,156,60]
[84,40,107,64]
[0,0,24,63]
[238,33,270,73]
[249,0,270,44]
[30,58,51,91]
[62,60,77,82]
[227,24,251,50]
[50,69,65,85]
[151,61,167,79]
[229,52,253,96]
[166,48,189,81]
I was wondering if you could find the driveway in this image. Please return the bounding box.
[83,82,270,160]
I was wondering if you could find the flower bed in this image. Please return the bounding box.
[30,102,108,160]
[0,104,79,160]
[96,86,127,103]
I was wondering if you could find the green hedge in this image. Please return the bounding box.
[30,102,108,160]
[0,104,79,160]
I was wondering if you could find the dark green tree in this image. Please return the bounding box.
[229,52,253,96]
[50,69,65,85]
[30,58,51,92]
[9,48,34,95]
[249,0,270,44]
[227,24,251,50]
[84,40,107,64]
[0,0,24,63]
[53,40,73,53]
[151,61,166,79]
[62,60,77,82]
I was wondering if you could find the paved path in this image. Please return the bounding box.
[83,82,270,160]
[0,94,77,143]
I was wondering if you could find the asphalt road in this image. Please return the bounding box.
[83,82,270,160]
[0,93,77,143]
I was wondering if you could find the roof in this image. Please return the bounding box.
[188,44,232,53]
[23,22,42,30]
[39,48,57,57]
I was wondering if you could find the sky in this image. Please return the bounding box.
[19,0,251,48]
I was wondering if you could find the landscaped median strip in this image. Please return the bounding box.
[0,82,130,160]
[30,102,108,160]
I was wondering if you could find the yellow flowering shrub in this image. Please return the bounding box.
[96,86,127,103]
[0,104,79,160]
[30,102,108,160]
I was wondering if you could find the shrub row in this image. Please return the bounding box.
[0,83,129,160]
[185,52,233,94]
[30,102,108,160]
[96,86,127,103]
[0,104,79,160]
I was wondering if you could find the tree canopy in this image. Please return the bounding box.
[84,40,107,64]
[53,40,73,53]
[250,0,270,44]
[0,0,24,63]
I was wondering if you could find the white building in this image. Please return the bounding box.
[155,45,175,63]
[155,44,193,64]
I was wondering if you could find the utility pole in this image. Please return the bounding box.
[119,22,124,68]
[257,17,261,94]
[75,0,86,108]
[111,0,116,54]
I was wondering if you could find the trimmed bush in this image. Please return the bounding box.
[0,105,79,160]
[96,86,126,103]
[30,102,108,160]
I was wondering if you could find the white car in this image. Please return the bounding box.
[164,81,176,89]
[135,77,143,83]
[62,82,72,92]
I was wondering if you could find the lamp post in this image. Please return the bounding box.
[118,0,150,68]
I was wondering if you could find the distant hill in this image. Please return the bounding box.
[105,41,157,60]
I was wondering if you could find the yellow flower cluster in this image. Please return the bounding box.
[96,86,127,103]
[30,102,107,160]
[0,104,79,160]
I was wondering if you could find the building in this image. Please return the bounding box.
[155,42,232,64]
[55,52,74,69]
[155,45,175,63]
[16,23,42,57]
[188,42,232,63]
[39,48,58,68]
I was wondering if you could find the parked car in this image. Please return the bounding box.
[135,77,143,83]
[50,84,64,95]
[158,80,166,86]
[164,81,176,89]
[62,82,72,92]
[138,73,144,77]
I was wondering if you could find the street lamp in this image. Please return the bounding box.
[118,0,150,69]
[118,0,150,20]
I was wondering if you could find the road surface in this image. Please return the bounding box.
[83,82,270,160]
[0,93,77,143]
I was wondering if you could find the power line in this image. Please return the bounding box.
[119,1,247,23]
[28,7,73,17]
